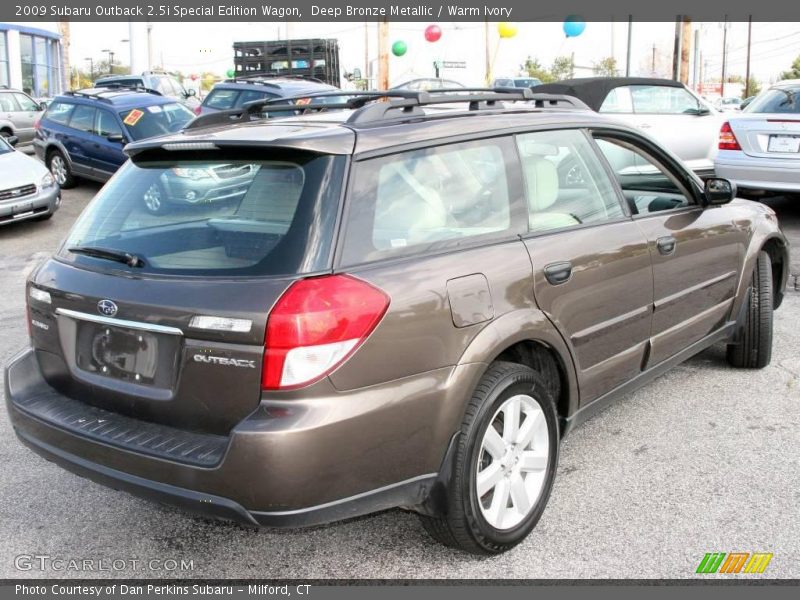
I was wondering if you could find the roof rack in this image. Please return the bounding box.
[64,86,163,103]
[98,82,163,96]
[184,88,588,131]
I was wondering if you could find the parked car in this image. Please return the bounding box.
[6,89,789,555]
[0,86,46,151]
[0,133,60,225]
[714,96,743,112]
[34,87,195,189]
[535,77,721,177]
[198,76,340,116]
[492,77,543,89]
[391,78,465,91]
[715,79,800,197]
[740,95,757,110]
[94,71,200,109]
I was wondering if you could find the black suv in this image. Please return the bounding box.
[198,76,340,116]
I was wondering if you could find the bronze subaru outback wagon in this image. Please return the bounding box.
[5,88,789,554]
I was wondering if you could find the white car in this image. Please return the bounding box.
[0,134,61,226]
[535,77,722,178]
[714,79,800,197]
[715,97,743,112]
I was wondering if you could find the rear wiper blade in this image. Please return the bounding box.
[68,245,146,268]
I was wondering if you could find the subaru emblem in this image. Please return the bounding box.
[97,299,118,317]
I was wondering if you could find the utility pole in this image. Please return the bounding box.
[485,20,491,84]
[652,44,656,74]
[85,58,94,82]
[692,29,700,89]
[146,23,154,71]
[377,19,389,90]
[680,17,692,84]
[721,17,729,97]
[625,16,632,77]
[672,16,681,81]
[745,16,753,97]
[364,22,369,84]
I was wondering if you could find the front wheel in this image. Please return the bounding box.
[419,361,559,555]
[47,150,75,189]
[727,250,773,368]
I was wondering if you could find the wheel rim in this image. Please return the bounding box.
[50,155,67,185]
[476,394,549,530]
[143,184,162,212]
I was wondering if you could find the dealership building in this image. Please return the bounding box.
[0,22,65,97]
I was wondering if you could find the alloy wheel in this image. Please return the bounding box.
[50,155,67,186]
[143,184,162,213]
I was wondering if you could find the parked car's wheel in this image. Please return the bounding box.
[727,250,773,369]
[143,183,169,215]
[419,361,559,555]
[47,150,76,189]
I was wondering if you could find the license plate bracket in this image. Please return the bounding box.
[75,323,161,385]
[767,135,800,153]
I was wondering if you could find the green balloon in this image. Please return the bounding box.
[392,41,408,57]
[226,69,235,78]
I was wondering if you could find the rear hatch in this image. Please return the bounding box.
[730,87,800,159]
[27,148,346,436]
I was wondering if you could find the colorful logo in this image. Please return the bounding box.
[696,552,773,574]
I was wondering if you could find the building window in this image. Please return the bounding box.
[19,33,60,97]
[1,31,10,88]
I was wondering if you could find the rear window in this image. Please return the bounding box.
[341,137,523,265]
[44,101,75,125]
[59,152,344,277]
[118,103,194,140]
[746,87,800,114]
[204,89,239,110]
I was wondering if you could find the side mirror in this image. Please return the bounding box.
[37,102,47,111]
[705,178,736,205]
[106,133,125,143]
[7,135,19,147]
[186,89,196,97]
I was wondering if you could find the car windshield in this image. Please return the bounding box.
[59,153,343,276]
[118,103,194,140]
[746,87,800,113]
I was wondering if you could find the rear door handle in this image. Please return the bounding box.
[544,261,573,286]
[656,236,677,256]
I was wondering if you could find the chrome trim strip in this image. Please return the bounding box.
[55,308,184,336]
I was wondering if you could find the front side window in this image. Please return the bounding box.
[13,92,39,112]
[119,103,194,140]
[517,129,625,232]
[594,137,696,215]
[628,85,701,114]
[95,110,124,137]
[60,152,344,277]
[342,138,521,265]
[237,90,274,106]
[204,89,240,110]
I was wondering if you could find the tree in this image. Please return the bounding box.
[520,56,554,83]
[592,57,618,77]
[780,55,800,80]
[550,56,575,81]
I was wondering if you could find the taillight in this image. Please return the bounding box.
[262,274,390,390]
[719,122,741,151]
[193,105,202,116]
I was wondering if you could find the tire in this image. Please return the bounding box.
[34,212,53,221]
[726,251,773,369]
[143,182,169,215]
[419,361,559,555]
[47,150,76,189]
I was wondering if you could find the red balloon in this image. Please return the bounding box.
[190,74,198,81]
[424,25,442,43]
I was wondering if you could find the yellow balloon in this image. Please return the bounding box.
[497,22,518,39]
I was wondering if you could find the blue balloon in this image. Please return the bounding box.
[563,16,586,38]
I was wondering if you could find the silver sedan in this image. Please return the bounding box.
[715,80,800,197]
[0,135,61,226]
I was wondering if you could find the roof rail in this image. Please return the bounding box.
[229,74,325,85]
[97,82,163,96]
[184,88,588,131]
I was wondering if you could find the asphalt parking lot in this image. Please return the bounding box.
[0,183,798,580]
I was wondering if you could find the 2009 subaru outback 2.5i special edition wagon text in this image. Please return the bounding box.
[5,88,789,554]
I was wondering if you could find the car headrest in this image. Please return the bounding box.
[523,157,559,211]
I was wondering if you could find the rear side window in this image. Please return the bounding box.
[341,138,523,265]
[204,89,239,110]
[0,93,17,111]
[68,105,96,132]
[628,85,701,114]
[44,101,75,125]
[60,152,344,277]
[13,93,38,111]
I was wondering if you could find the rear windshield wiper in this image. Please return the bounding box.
[68,245,146,268]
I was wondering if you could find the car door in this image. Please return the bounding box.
[90,108,129,178]
[517,129,654,405]
[600,84,721,174]
[593,132,748,367]
[62,104,97,177]
[10,92,41,145]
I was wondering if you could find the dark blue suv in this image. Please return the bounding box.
[197,76,340,116]
[34,87,195,188]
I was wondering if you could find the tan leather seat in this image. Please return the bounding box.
[522,157,580,231]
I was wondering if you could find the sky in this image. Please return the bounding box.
[66,20,800,88]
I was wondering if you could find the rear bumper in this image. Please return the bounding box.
[6,347,480,526]
[715,152,800,193]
